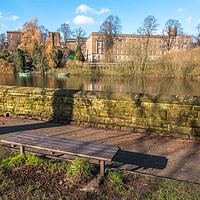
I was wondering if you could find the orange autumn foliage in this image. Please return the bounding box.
[18,17,56,69]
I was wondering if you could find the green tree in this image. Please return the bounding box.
[1,50,13,63]
[16,48,26,72]
[74,44,85,62]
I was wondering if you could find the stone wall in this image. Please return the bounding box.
[0,86,200,139]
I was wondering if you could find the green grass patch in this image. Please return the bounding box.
[66,157,94,183]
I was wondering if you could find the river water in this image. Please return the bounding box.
[0,74,199,96]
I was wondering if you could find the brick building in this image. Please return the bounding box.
[6,31,21,52]
[86,32,191,61]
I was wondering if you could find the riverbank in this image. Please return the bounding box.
[1,47,200,79]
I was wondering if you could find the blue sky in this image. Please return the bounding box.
[0,0,199,37]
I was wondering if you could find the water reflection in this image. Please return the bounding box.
[0,73,199,96]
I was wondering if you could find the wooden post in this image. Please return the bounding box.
[20,146,24,155]
[100,160,105,176]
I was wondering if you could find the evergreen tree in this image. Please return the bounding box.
[74,44,85,62]
[16,48,26,72]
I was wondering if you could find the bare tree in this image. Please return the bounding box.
[99,15,122,62]
[0,33,6,52]
[195,23,200,45]
[137,15,159,61]
[39,25,49,45]
[57,23,72,48]
[73,27,86,45]
[164,19,184,50]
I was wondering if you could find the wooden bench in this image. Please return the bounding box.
[1,132,120,176]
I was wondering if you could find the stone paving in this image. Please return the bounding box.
[0,116,199,184]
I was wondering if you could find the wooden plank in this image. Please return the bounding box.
[6,134,118,154]
[1,134,120,161]
[1,139,118,161]
[1,136,118,158]
[16,132,118,149]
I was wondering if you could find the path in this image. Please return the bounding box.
[0,116,199,184]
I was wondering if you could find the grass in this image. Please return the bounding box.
[66,157,94,183]
[0,145,199,199]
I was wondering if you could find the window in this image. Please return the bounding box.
[164,40,167,43]
[156,40,158,43]
[129,39,132,42]
[135,39,137,42]
[130,45,132,48]
[116,50,118,54]
[120,50,123,54]
[160,45,162,48]
[125,44,127,48]
[124,56,126,60]
[98,43,100,46]
[121,44,123,48]
[159,51,162,55]
[116,38,118,42]
[155,45,158,49]
[121,39,123,42]
[164,45,166,49]
[160,40,162,43]
[116,44,118,47]
[124,50,127,54]
[10,35,12,38]
[125,38,127,42]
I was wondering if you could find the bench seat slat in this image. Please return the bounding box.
[1,137,116,160]
[2,134,118,154]
[16,132,119,150]
[1,132,120,161]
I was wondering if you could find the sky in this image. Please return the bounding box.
[0,0,199,37]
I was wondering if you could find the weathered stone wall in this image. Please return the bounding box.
[0,86,200,139]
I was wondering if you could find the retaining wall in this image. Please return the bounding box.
[0,85,200,139]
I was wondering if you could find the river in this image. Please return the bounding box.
[0,74,199,96]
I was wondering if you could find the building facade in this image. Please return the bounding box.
[86,32,191,62]
[6,31,21,52]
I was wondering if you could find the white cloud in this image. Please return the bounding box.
[187,16,192,24]
[12,15,19,21]
[198,19,200,23]
[177,8,184,12]
[0,12,2,18]
[73,15,94,25]
[76,4,110,15]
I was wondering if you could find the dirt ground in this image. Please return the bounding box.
[0,115,200,184]
[1,145,200,200]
